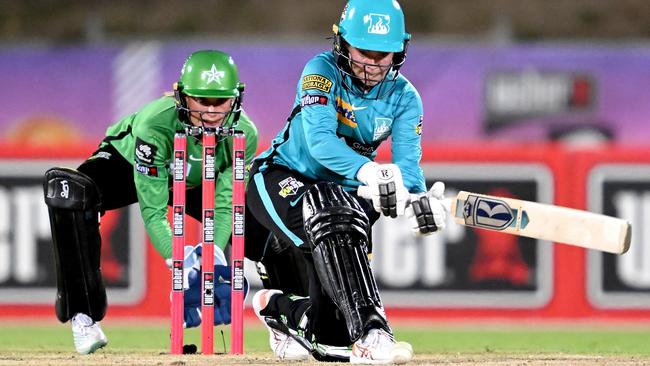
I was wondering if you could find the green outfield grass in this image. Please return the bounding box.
[1,322,649,356]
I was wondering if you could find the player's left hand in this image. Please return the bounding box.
[172,244,249,328]
[356,162,410,218]
[405,181,449,236]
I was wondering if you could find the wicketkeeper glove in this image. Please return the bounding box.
[405,181,449,236]
[356,162,410,218]
[169,244,249,328]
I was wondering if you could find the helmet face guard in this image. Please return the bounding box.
[174,50,245,135]
[332,0,410,99]
[175,87,244,136]
[332,36,408,99]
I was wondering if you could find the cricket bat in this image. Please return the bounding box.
[357,186,631,254]
[448,191,631,254]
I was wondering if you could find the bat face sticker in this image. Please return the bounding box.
[463,195,515,230]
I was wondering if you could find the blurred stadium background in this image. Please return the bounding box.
[1,0,650,359]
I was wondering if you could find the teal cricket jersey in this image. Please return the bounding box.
[256,51,426,193]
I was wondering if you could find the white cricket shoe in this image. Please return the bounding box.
[71,313,108,355]
[252,289,310,361]
[351,328,413,364]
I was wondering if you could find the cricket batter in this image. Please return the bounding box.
[244,0,447,363]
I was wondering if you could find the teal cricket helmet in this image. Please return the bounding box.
[337,0,410,53]
[332,0,411,99]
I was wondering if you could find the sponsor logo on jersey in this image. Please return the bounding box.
[302,74,333,93]
[366,13,390,35]
[278,176,305,198]
[135,137,157,164]
[135,162,159,177]
[335,97,358,128]
[373,117,392,141]
[341,136,377,157]
[416,115,423,135]
[92,151,112,160]
[300,94,328,107]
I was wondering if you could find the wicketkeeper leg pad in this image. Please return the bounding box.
[303,182,389,342]
[43,167,107,323]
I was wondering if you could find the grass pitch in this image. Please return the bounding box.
[1,321,649,365]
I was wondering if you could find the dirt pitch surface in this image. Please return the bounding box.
[1,352,649,366]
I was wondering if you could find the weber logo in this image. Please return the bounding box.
[173,206,184,236]
[234,150,245,181]
[300,94,328,107]
[172,260,183,291]
[203,210,214,243]
[233,260,244,291]
[204,147,215,180]
[174,151,185,181]
[203,272,214,306]
[485,71,594,130]
[135,162,158,177]
[233,205,244,236]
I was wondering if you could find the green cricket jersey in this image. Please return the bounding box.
[102,96,258,259]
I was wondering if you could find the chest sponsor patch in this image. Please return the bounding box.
[373,117,392,141]
[335,97,358,128]
[301,94,328,107]
[135,137,157,164]
[341,136,380,157]
[135,162,159,177]
[302,74,333,93]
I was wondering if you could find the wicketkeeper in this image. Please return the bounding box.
[42,50,258,354]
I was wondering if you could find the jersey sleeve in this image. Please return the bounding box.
[212,112,258,251]
[131,120,174,259]
[299,57,370,180]
[392,85,426,193]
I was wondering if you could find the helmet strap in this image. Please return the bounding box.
[173,83,191,125]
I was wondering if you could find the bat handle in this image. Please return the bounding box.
[358,185,454,215]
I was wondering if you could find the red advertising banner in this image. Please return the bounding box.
[1,143,649,321]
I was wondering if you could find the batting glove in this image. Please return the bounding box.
[356,162,410,218]
[405,181,449,236]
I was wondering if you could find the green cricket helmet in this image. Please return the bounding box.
[332,0,411,99]
[174,50,245,130]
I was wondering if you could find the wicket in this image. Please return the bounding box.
[170,127,246,355]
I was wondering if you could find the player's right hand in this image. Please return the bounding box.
[356,162,409,218]
[405,181,449,236]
